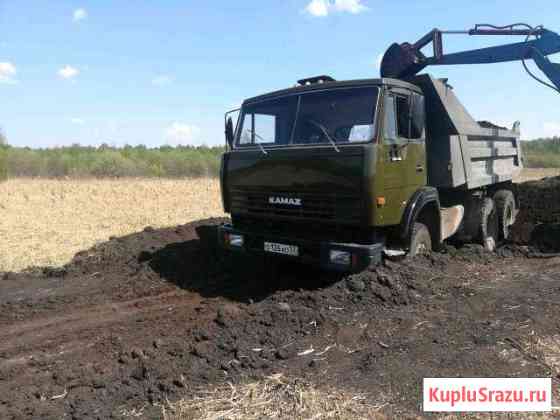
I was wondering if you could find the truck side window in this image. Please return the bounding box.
[410,93,425,139]
[396,96,411,139]
[383,95,398,144]
[393,94,425,140]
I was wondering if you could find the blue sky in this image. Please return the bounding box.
[1,0,559,148]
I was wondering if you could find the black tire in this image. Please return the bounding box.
[409,222,432,257]
[479,197,499,252]
[494,190,516,241]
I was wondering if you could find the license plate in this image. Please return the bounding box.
[264,242,299,256]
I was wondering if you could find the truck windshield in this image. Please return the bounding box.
[236,86,379,148]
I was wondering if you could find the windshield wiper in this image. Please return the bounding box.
[308,120,340,152]
[248,130,268,155]
[256,142,268,156]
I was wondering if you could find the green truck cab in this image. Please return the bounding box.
[218,74,522,272]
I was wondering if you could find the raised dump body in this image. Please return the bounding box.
[411,74,523,190]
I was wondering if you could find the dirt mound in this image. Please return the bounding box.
[1,218,560,419]
[529,223,560,253]
[64,217,229,277]
[517,175,560,224]
[0,218,229,325]
[510,176,560,253]
[0,219,454,419]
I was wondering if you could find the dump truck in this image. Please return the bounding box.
[218,23,560,272]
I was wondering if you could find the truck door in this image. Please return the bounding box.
[376,88,427,225]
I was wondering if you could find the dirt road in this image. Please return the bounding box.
[1,216,560,419]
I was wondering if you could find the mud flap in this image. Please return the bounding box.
[440,205,465,241]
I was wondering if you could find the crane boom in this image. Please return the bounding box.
[380,23,560,93]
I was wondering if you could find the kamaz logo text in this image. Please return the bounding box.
[268,197,302,206]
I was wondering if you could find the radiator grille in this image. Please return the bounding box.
[232,215,375,244]
[230,188,362,224]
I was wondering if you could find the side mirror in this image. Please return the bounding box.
[225,117,234,149]
[224,108,240,149]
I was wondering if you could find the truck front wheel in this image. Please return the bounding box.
[409,222,432,257]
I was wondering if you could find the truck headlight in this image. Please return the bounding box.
[329,250,351,265]
[227,233,244,248]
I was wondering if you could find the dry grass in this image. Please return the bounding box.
[159,371,560,419]
[0,178,225,272]
[536,335,560,374]
[514,168,560,183]
[162,374,386,420]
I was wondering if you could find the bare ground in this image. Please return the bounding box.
[513,168,560,183]
[1,217,560,419]
[0,178,225,272]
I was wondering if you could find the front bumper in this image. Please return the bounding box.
[217,223,383,273]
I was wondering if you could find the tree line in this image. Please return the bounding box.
[520,136,560,168]
[0,143,224,179]
[0,137,558,181]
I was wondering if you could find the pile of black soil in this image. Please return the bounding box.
[1,217,559,419]
[509,176,560,253]
[529,223,560,253]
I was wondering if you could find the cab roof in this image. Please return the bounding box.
[243,77,422,105]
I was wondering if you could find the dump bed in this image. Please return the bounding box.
[410,74,522,190]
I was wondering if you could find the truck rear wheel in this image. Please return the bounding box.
[409,222,432,257]
[479,198,499,252]
[494,190,516,240]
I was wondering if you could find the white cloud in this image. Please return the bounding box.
[543,121,560,137]
[304,0,368,17]
[70,118,85,125]
[165,122,202,145]
[152,75,173,86]
[58,65,79,79]
[0,61,17,84]
[305,0,329,17]
[73,8,88,22]
[332,0,369,13]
